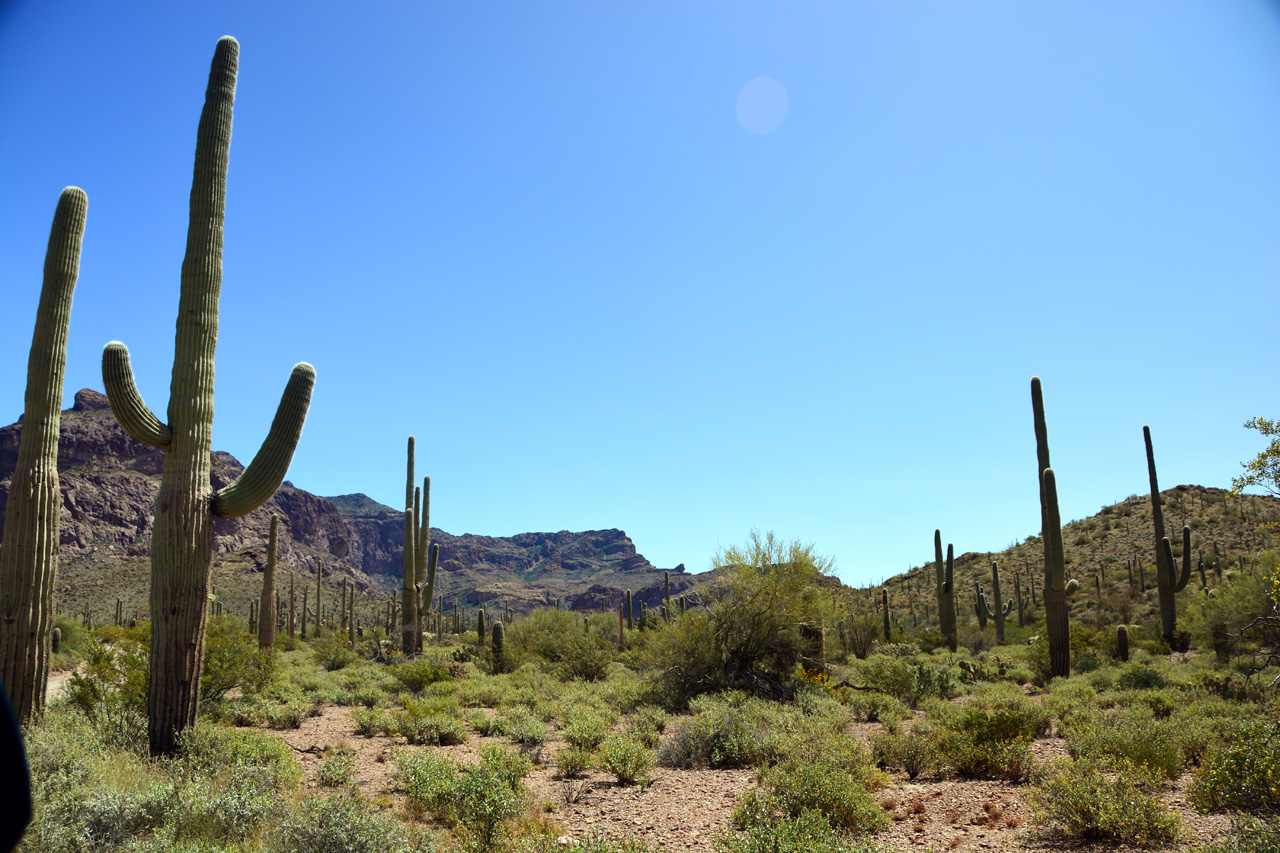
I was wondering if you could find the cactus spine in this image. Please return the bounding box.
[0,187,86,724]
[982,562,1012,644]
[258,516,278,649]
[1032,377,1071,679]
[934,531,957,652]
[99,39,314,755]
[1145,427,1191,644]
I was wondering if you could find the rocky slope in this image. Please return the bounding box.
[0,389,693,623]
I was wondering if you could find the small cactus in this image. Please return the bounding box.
[1117,624,1129,662]
[491,620,505,663]
[51,628,61,656]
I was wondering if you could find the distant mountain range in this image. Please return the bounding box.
[0,389,699,624]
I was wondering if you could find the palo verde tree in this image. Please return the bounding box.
[0,187,87,723]
[101,38,315,755]
[1232,417,1280,499]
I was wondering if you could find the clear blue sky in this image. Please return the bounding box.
[3,1,1278,586]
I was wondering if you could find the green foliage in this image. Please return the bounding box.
[554,746,594,778]
[597,734,654,786]
[265,701,307,729]
[635,609,724,709]
[394,697,468,746]
[718,809,885,853]
[1232,416,1280,497]
[842,691,910,725]
[854,655,956,708]
[200,615,277,706]
[560,709,613,750]
[1062,706,1185,780]
[65,633,149,748]
[389,657,451,693]
[1029,757,1182,845]
[276,793,425,853]
[925,689,1047,781]
[759,761,890,833]
[1190,719,1280,813]
[869,726,936,780]
[655,692,786,769]
[1116,662,1169,691]
[310,635,358,671]
[508,607,617,681]
[318,750,357,787]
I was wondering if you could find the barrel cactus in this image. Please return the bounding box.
[100,38,314,755]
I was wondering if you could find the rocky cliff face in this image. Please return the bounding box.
[0,390,688,618]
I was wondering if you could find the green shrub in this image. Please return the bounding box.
[200,615,276,703]
[844,690,910,724]
[869,726,936,780]
[468,708,499,736]
[719,807,885,852]
[500,710,548,746]
[177,723,301,788]
[318,750,357,787]
[761,761,889,833]
[561,711,612,750]
[1116,662,1169,691]
[555,746,594,778]
[395,750,458,820]
[350,707,383,738]
[453,759,530,851]
[1190,719,1280,813]
[1063,707,1184,780]
[655,692,786,769]
[309,635,358,671]
[394,710,468,746]
[598,735,654,786]
[276,793,422,853]
[65,634,149,748]
[926,694,1045,781]
[1029,757,1181,845]
[479,744,533,790]
[389,657,451,693]
[856,656,954,707]
[265,701,307,730]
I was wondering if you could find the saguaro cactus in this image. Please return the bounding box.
[974,581,988,630]
[981,562,1012,644]
[100,38,314,755]
[1032,377,1070,678]
[0,187,86,724]
[881,588,891,641]
[402,437,418,653]
[1117,624,1130,662]
[491,620,505,666]
[258,516,278,650]
[1145,427,1191,644]
[934,531,957,652]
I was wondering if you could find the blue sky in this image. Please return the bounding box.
[2,1,1278,586]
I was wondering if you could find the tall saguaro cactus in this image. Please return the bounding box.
[1032,377,1070,678]
[402,437,418,653]
[0,187,87,723]
[100,38,315,755]
[981,562,1012,645]
[258,516,278,650]
[1145,427,1190,644]
[934,530,957,652]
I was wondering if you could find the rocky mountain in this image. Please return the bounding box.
[0,389,694,623]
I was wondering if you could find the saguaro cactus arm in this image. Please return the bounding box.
[212,363,315,518]
[101,342,172,446]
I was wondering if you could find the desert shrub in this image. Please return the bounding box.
[310,635,358,671]
[389,657,450,693]
[453,758,530,851]
[394,710,468,746]
[498,708,548,746]
[264,701,307,730]
[1196,814,1280,853]
[876,642,921,658]
[1029,757,1181,845]
[65,633,149,748]
[761,761,889,833]
[560,710,613,750]
[1190,719,1280,813]
[200,615,276,704]
[1062,706,1184,780]
[275,793,422,853]
[467,708,499,736]
[630,704,668,733]
[554,746,594,778]
[926,693,1045,781]
[1116,662,1169,691]
[318,750,357,787]
[869,726,936,780]
[719,808,884,852]
[855,656,955,708]
[597,734,654,786]
[840,613,883,661]
[177,723,301,789]
[396,750,459,820]
[656,692,787,769]
[844,690,910,724]
[350,707,385,737]
[636,609,725,709]
[509,607,618,681]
